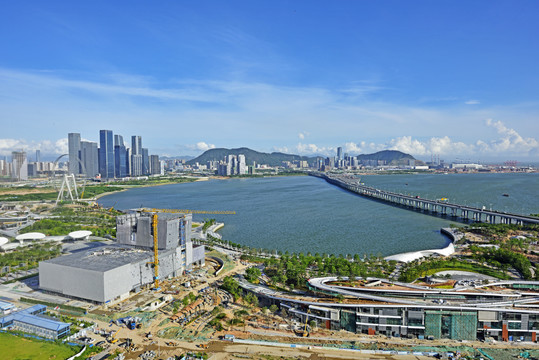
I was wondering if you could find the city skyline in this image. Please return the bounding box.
[1,1,539,161]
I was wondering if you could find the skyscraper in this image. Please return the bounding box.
[126,147,132,176]
[130,135,143,176]
[68,133,81,175]
[99,130,115,179]
[114,135,127,178]
[150,155,160,175]
[337,147,343,161]
[80,141,98,177]
[131,135,142,155]
[11,151,28,181]
[237,154,246,175]
[35,150,41,163]
[142,148,149,175]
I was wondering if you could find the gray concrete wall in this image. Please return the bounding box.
[103,264,137,301]
[117,213,192,250]
[116,214,135,245]
[39,262,105,303]
[136,216,153,247]
[192,244,205,266]
[158,217,179,249]
[185,242,193,270]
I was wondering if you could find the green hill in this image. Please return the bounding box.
[186,147,319,167]
[187,148,418,167]
[357,150,415,162]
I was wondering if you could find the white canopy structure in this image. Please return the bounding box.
[0,242,19,251]
[0,237,9,247]
[68,230,92,240]
[15,232,46,243]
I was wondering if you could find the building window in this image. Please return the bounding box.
[508,322,521,330]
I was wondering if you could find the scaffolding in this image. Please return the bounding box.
[425,311,477,341]
[340,310,356,333]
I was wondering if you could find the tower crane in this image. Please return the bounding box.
[138,208,236,290]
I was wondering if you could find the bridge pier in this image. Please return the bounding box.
[314,173,539,226]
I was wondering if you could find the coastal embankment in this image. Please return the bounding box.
[385,227,462,263]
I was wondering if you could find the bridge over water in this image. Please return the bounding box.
[311,172,539,226]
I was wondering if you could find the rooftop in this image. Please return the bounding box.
[0,300,14,311]
[14,314,70,332]
[41,244,175,272]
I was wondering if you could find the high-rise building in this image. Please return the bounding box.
[142,148,149,175]
[0,158,8,176]
[99,130,115,178]
[237,154,246,175]
[130,135,143,176]
[131,154,142,176]
[337,147,343,161]
[131,136,142,155]
[11,151,28,181]
[68,133,81,175]
[126,147,132,176]
[114,135,127,178]
[150,155,160,175]
[80,141,98,177]
[27,163,37,177]
[35,150,41,163]
[217,154,247,176]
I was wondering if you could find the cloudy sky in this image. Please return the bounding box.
[1,1,538,161]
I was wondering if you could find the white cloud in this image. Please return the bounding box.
[272,146,289,153]
[1,68,538,160]
[485,119,539,153]
[191,142,216,151]
[386,136,473,156]
[0,138,67,157]
[465,100,480,105]
[295,143,334,156]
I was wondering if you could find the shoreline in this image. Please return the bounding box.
[93,177,205,201]
[384,227,460,263]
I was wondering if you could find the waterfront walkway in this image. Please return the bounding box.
[311,172,539,225]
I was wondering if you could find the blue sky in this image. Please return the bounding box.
[1,1,538,161]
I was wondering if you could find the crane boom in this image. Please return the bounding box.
[142,208,235,215]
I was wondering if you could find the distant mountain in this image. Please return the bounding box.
[187,148,419,167]
[357,150,421,165]
[186,147,319,167]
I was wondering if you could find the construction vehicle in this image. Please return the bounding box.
[139,208,235,290]
[108,328,121,344]
[117,316,141,330]
[295,309,310,337]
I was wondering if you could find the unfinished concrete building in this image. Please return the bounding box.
[39,212,205,303]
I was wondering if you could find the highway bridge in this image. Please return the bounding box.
[311,172,539,226]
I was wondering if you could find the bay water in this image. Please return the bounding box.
[98,173,538,257]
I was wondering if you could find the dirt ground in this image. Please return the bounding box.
[120,339,431,360]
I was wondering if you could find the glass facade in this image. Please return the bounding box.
[115,145,127,178]
[99,130,115,178]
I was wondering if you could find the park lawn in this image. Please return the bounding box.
[423,265,510,280]
[206,249,235,274]
[0,332,81,360]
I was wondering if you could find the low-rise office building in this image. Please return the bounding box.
[0,304,70,340]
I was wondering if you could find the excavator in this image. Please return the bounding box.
[108,328,121,344]
[295,309,310,337]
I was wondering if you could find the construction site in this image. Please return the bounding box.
[0,198,539,359]
[39,210,205,304]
